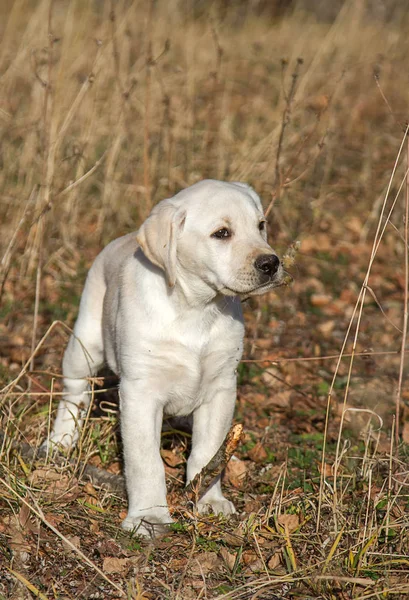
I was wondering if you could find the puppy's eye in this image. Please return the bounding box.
[212,228,231,239]
[259,220,266,232]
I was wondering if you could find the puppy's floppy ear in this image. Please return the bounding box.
[136,202,186,287]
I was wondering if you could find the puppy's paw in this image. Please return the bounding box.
[39,438,62,458]
[197,497,236,516]
[39,435,74,458]
[121,514,173,538]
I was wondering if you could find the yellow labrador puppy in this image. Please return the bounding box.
[45,180,284,536]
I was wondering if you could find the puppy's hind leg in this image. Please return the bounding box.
[45,273,105,450]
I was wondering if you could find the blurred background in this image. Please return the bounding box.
[1,0,408,246]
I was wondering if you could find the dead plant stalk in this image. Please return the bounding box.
[394,135,409,445]
[0,476,125,596]
[30,0,55,373]
[143,3,154,210]
[318,125,409,531]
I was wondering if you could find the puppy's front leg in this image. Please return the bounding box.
[187,387,237,516]
[120,379,172,537]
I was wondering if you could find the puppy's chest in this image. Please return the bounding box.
[163,346,230,417]
[161,315,242,416]
[174,318,212,352]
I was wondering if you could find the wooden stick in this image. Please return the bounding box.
[1,422,244,506]
[185,423,243,503]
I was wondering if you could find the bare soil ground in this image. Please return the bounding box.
[1,1,409,598]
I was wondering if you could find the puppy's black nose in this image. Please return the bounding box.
[254,254,280,277]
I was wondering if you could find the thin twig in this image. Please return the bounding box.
[143,2,154,210]
[317,126,409,531]
[274,58,303,191]
[1,321,72,398]
[30,0,56,373]
[186,424,243,504]
[0,476,125,596]
[0,186,39,302]
[109,1,125,97]
[0,429,126,496]
[55,150,108,198]
[243,349,409,364]
[394,135,409,446]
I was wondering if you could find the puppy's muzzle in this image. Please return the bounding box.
[254,254,280,279]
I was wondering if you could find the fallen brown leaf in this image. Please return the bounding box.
[219,547,237,571]
[248,442,268,464]
[89,520,100,534]
[10,529,31,560]
[318,461,334,477]
[43,513,63,528]
[223,526,246,547]
[223,457,247,488]
[244,499,263,513]
[242,550,259,566]
[62,535,81,554]
[18,502,30,530]
[83,482,98,497]
[191,551,220,575]
[30,469,79,502]
[106,461,121,474]
[161,448,185,468]
[102,556,130,575]
[267,552,282,570]
[277,513,300,533]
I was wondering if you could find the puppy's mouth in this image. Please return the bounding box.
[219,271,293,300]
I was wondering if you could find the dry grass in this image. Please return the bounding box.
[1,0,409,598]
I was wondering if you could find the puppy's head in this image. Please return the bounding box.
[137,179,285,298]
